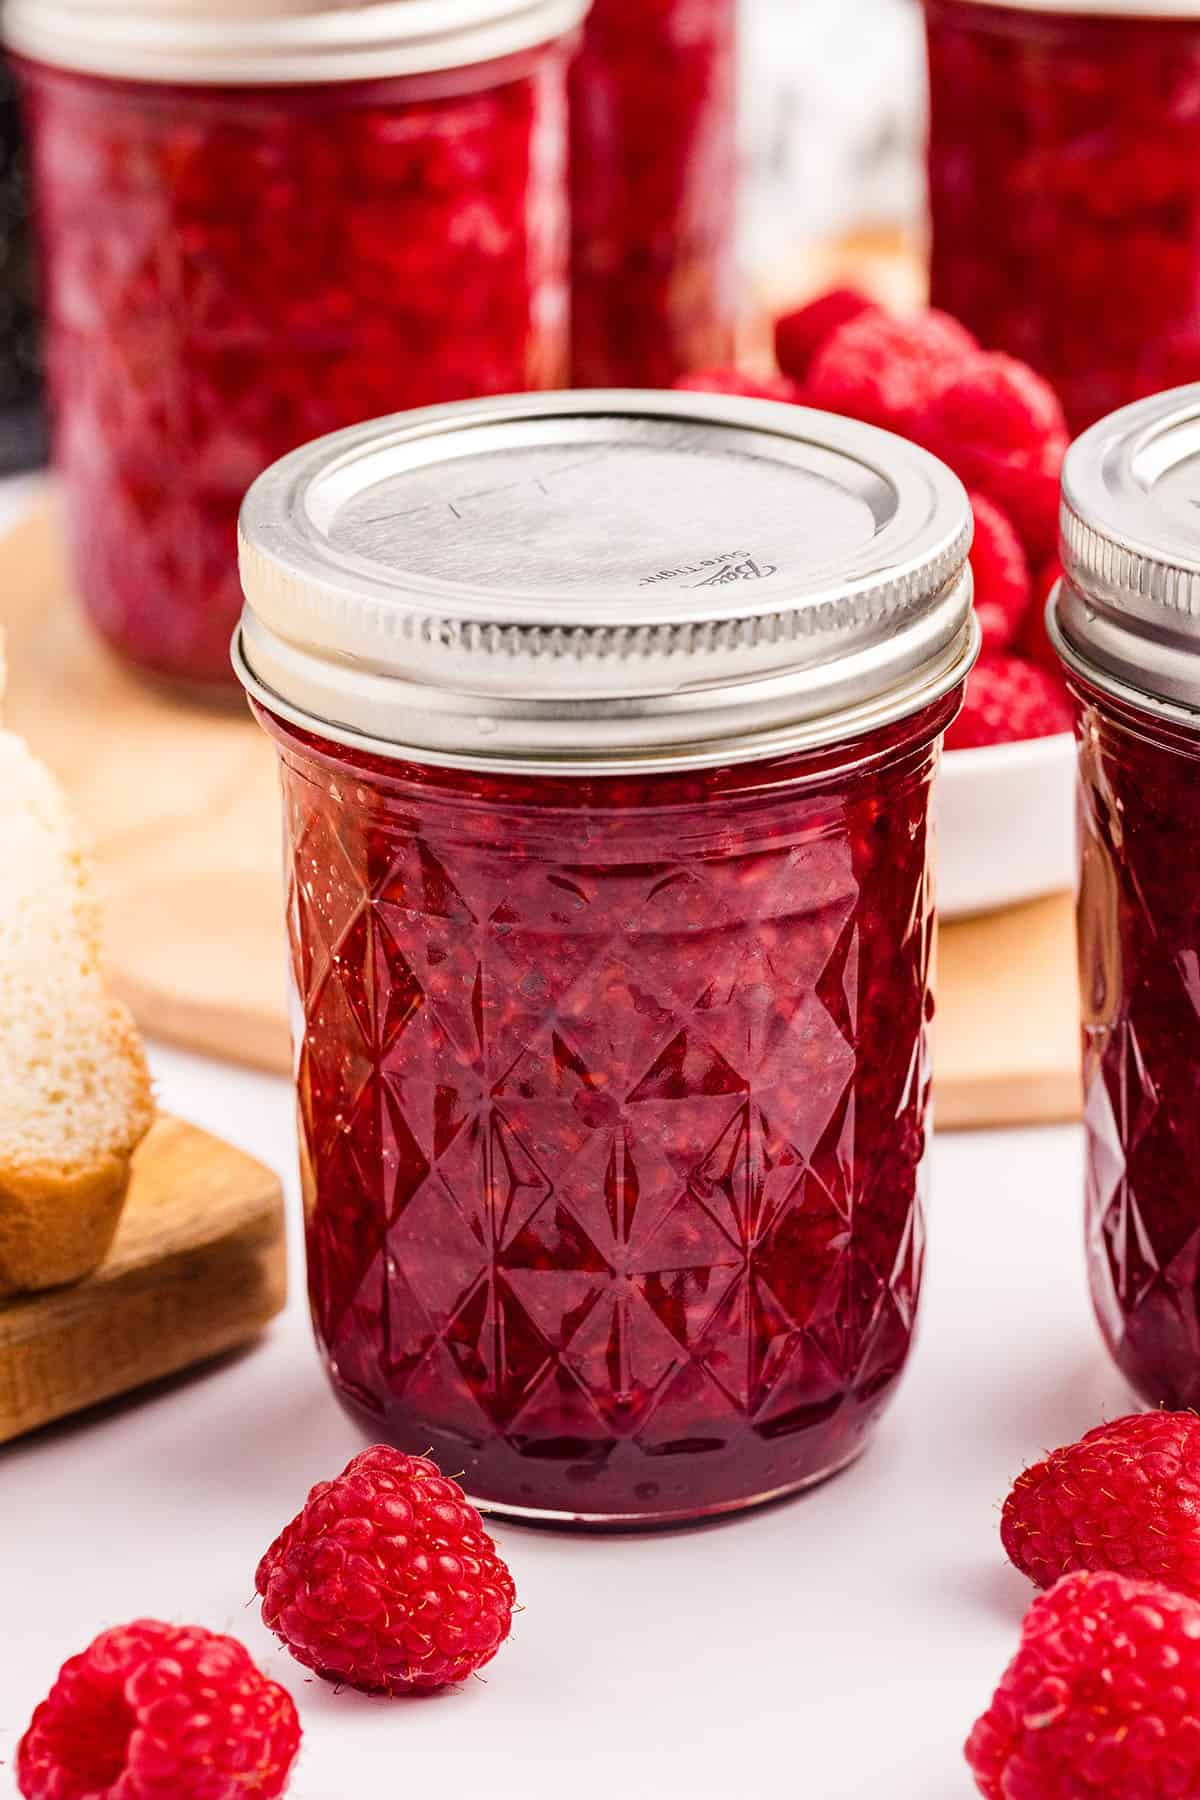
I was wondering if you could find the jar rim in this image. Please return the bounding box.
[4,0,589,85]
[234,389,978,774]
[925,0,1200,16]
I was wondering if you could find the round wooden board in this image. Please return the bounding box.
[0,493,1082,1127]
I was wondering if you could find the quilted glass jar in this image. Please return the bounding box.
[925,0,1200,433]
[236,390,977,1525]
[9,0,584,691]
[1051,386,1200,1408]
[569,0,737,388]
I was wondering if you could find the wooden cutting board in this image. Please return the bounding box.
[0,1115,287,1444]
[0,497,1082,1130]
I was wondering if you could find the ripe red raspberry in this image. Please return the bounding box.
[673,366,802,402]
[918,353,1068,563]
[773,287,877,383]
[805,308,977,436]
[16,1619,300,1800]
[1020,558,1064,675]
[1001,1412,1200,1600]
[945,656,1073,752]
[969,492,1032,655]
[256,1446,516,1695]
[966,1570,1200,1798]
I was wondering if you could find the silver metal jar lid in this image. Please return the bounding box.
[1053,385,1200,719]
[234,390,977,776]
[4,0,588,85]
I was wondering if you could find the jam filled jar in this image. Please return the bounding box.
[9,0,584,691]
[924,0,1200,433]
[1051,385,1200,1408]
[236,390,977,1524]
[569,0,737,388]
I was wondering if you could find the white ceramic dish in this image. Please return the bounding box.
[937,732,1076,920]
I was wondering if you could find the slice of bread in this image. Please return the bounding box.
[0,730,154,1295]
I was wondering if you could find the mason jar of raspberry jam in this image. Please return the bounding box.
[569,0,737,388]
[235,390,977,1524]
[1050,385,1200,1408]
[924,0,1200,433]
[8,0,585,691]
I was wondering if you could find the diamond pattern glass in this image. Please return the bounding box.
[22,47,569,686]
[1077,683,1200,1407]
[263,700,954,1522]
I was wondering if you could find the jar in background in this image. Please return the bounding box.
[570,0,737,388]
[924,0,1200,433]
[9,0,584,691]
[235,389,977,1524]
[0,56,43,472]
[1051,385,1200,1408]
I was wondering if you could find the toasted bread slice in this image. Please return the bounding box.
[0,731,154,1294]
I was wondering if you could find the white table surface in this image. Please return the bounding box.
[0,1039,1132,1800]
[0,478,1131,1799]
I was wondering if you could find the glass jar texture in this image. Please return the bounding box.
[235,391,976,1522]
[262,700,951,1522]
[20,47,571,689]
[925,0,1200,433]
[569,0,737,388]
[1072,672,1200,1407]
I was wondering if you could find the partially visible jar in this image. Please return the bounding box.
[9,0,585,691]
[0,57,43,471]
[235,389,977,1524]
[924,0,1200,433]
[1051,385,1200,1407]
[570,0,737,388]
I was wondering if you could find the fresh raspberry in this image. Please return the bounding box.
[1020,558,1064,675]
[673,366,802,403]
[773,288,877,383]
[805,308,977,436]
[256,1446,517,1695]
[966,1570,1200,1798]
[16,1620,300,1800]
[969,492,1032,655]
[1001,1411,1200,1601]
[918,353,1068,563]
[946,655,1073,752]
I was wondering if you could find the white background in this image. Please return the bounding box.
[1,1038,1133,1800]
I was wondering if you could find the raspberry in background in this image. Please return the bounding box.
[968,492,1032,655]
[1002,1411,1200,1600]
[946,657,1072,752]
[805,308,977,437]
[774,288,877,383]
[917,353,1068,564]
[1020,559,1064,675]
[674,366,802,402]
[256,1446,516,1695]
[966,1570,1200,1799]
[16,1619,300,1800]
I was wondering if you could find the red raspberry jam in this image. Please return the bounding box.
[1055,389,1200,1409]
[18,38,571,688]
[1072,678,1200,1408]
[925,0,1200,432]
[236,392,976,1521]
[259,701,952,1522]
[569,0,737,388]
